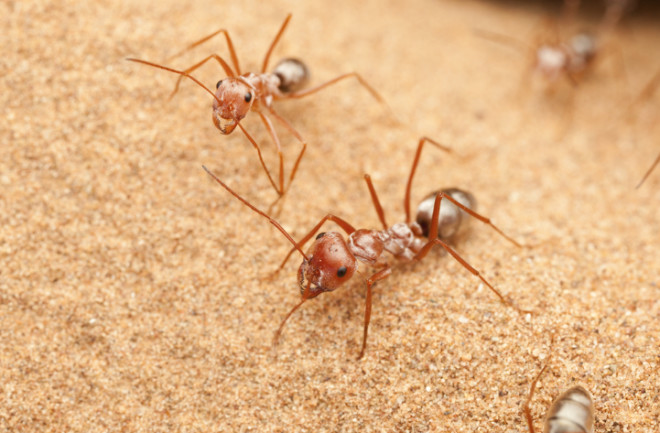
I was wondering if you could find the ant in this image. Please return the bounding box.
[129,14,384,199]
[476,0,630,88]
[203,137,530,359]
[523,361,594,433]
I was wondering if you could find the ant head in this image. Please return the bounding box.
[298,232,357,297]
[212,78,255,134]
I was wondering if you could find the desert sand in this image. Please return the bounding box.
[1,0,659,431]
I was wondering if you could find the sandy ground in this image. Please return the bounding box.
[2,0,659,431]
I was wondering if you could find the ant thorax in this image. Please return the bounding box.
[375,223,426,262]
[348,224,426,265]
[241,72,283,108]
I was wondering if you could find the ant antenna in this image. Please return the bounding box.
[127,58,229,104]
[202,166,308,260]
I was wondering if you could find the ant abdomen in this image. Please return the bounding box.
[544,386,594,433]
[415,188,477,240]
[272,58,309,93]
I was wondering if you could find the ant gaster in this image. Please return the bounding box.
[524,360,594,433]
[129,14,383,198]
[203,137,530,359]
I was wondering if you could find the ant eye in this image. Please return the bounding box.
[244,92,252,103]
[216,80,223,89]
[336,266,347,278]
[316,232,326,240]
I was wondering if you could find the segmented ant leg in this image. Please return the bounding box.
[358,266,392,360]
[413,193,531,313]
[523,363,550,433]
[167,28,241,74]
[257,112,285,195]
[270,215,356,279]
[236,123,282,195]
[637,149,660,189]
[284,72,385,103]
[363,174,388,230]
[261,13,292,73]
[265,106,308,193]
[167,54,236,100]
[403,137,452,224]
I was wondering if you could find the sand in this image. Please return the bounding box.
[1,0,659,431]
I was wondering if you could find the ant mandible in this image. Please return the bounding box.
[129,14,384,198]
[203,137,530,359]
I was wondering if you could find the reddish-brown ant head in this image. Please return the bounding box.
[298,232,357,297]
[212,78,255,134]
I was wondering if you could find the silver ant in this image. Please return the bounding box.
[477,0,630,88]
[524,361,595,433]
[128,14,383,199]
[203,137,530,359]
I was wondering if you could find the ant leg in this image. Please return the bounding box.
[284,72,385,103]
[261,14,292,73]
[363,174,388,230]
[403,137,452,224]
[265,106,308,193]
[433,190,522,247]
[168,54,236,100]
[358,266,392,360]
[637,149,660,189]
[271,214,356,278]
[523,363,549,433]
[412,193,530,313]
[257,112,285,195]
[236,123,281,195]
[167,28,241,74]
